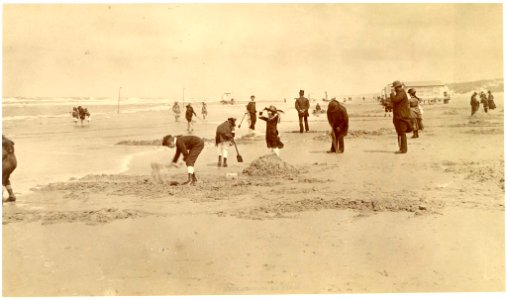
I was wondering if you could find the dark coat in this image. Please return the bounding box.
[259,113,284,148]
[295,97,310,117]
[390,89,411,120]
[185,107,196,121]
[215,120,235,145]
[246,101,256,113]
[326,100,349,136]
[172,135,204,165]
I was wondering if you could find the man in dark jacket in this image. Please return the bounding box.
[295,90,310,133]
[326,98,349,153]
[246,95,257,134]
[390,81,412,154]
[215,118,236,167]
[162,134,204,185]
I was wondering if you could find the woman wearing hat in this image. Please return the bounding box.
[407,88,423,139]
[259,105,284,156]
[185,104,197,133]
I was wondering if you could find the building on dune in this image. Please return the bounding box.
[381,80,451,104]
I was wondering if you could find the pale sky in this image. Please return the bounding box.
[2,3,504,99]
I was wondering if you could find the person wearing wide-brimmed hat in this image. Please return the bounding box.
[259,105,284,156]
[215,117,237,167]
[390,80,412,154]
[162,134,204,186]
[295,89,310,133]
[326,98,348,153]
[407,88,423,139]
[185,104,197,133]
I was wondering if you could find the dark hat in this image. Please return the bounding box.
[299,90,304,95]
[392,81,403,88]
[250,95,255,98]
[407,88,416,95]
[227,117,237,122]
[186,104,191,107]
[162,135,173,146]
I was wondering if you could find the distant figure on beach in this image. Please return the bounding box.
[215,118,236,167]
[295,90,310,133]
[470,92,480,116]
[480,91,488,113]
[162,134,204,186]
[259,105,284,156]
[408,88,424,139]
[390,81,412,154]
[326,98,348,153]
[185,104,197,133]
[71,107,79,123]
[201,102,208,120]
[246,95,257,135]
[2,135,17,202]
[172,102,181,122]
[487,91,496,110]
[77,106,91,126]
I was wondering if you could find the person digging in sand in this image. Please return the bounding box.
[162,134,204,185]
[259,105,284,156]
[215,117,236,167]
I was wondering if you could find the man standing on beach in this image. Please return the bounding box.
[480,91,489,113]
[215,118,236,167]
[162,134,204,185]
[246,95,257,135]
[326,98,348,153]
[295,90,310,133]
[390,81,412,154]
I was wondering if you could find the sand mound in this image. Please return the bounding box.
[242,154,299,177]
[3,208,155,226]
[313,128,394,141]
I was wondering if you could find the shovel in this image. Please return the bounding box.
[237,113,248,128]
[232,140,244,163]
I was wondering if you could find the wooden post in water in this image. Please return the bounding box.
[117,86,122,114]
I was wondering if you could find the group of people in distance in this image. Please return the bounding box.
[71,106,91,125]
[470,90,496,116]
[161,89,350,186]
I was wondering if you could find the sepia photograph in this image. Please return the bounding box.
[2,2,505,297]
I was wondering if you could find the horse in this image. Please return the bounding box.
[2,135,17,202]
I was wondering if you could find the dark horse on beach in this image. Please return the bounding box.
[3,135,17,202]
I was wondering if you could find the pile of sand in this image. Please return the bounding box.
[313,128,394,141]
[2,208,155,226]
[242,154,300,177]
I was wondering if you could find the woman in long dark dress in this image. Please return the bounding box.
[259,105,284,156]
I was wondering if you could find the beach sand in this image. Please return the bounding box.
[2,95,505,296]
